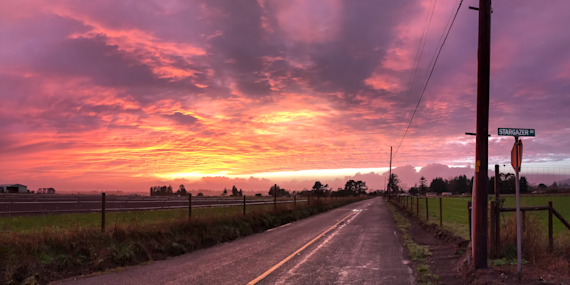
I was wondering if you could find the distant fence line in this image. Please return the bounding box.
[0,194,307,216]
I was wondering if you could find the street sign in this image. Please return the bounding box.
[511,140,523,171]
[498,128,535,137]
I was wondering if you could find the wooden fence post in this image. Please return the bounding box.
[189,194,192,219]
[468,201,472,241]
[439,197,443,227]
[243,195,246,215]
[548,201,553,252]
[496,201,501,257]
[101,192,106,233]
[416,197,419,215]
[274,184,277,211]
[490,201,496,258]
[294,195,296,209]
[425,198,429,222]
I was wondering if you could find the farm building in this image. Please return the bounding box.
[0,184,28,193]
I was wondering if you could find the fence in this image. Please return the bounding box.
[391,194,570,257]
[0,193,361,233]
[0,194,306,215]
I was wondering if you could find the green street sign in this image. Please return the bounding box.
[498,128,535,137]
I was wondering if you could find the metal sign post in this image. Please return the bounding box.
[514,136,522,276]
[499,128,534,277]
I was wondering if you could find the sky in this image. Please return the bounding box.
[1,0,570,194]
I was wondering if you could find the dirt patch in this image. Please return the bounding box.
[393,204,467,284]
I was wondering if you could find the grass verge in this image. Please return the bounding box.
[0,197,367,285]
[387,203,438,285]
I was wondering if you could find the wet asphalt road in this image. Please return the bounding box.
[58,198,415,285]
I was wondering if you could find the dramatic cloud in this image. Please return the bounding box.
[1,0,569,192]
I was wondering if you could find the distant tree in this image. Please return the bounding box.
[450,175,470,194]
[312,181,327,198]
[47,188,56,194]
[269,185,290,197]
[255,193,262,197]
[551,182,558,188]
[429,177,447,194]
[355,181,368,195]
[520,177,529,193]
[389,174,401,194]
[231,185,239,196]
[269,184,280,196]
[409,184,419,195]
[419,176,428,194]
[197,192,204,196]
[222,188,228,196]
[239,189,243,197]
[538,183,547,189]
[176,184,187,196]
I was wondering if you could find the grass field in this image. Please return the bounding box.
[397,195,570,240]
[0,201,304,233]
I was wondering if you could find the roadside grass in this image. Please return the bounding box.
[0,197,368,285]
[387,203,437,285]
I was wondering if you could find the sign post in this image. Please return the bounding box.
[498,128,534,277]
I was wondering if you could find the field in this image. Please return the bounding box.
[397,195,570,240]
[0,196,328,233]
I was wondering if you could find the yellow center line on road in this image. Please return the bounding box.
[246,210,356,285]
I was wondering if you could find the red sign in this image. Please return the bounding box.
[511,140,523,171]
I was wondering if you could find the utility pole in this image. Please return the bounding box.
[389,146,392,200]
[473,0,492,269]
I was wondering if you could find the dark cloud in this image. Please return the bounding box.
[165,112,199,125]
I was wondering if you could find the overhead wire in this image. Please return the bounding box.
[393,0,464,159]
[394,0,439,137]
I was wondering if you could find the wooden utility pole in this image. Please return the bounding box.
[274,184,277,211]
[388,146,392,200]
[473,0,492,269]
[491,164,501,254]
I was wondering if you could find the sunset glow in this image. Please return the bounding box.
[1,0,569,193]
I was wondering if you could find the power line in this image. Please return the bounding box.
[393,0,464,159]
[395,0,439,138]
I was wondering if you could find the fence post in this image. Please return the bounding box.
[274,184,277,211]
[439,197,443,227]
[425,198,429,222]
[294,195,296,209]
[189,194,192,219]
[490,201,496,258]
[496,200,501,257]
[468,201,472,241]
[101,192,106,233]
[243,195,246,215]
[416,197,419,215]
[548,201,553,252]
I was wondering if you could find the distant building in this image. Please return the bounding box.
[441,192,452,196]
[426,192,437,197]
[0,184,28,193]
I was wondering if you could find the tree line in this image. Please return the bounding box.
[150,179,374,197]
[387,173,531,195]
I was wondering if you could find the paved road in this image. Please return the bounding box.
[58,198,415,285]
